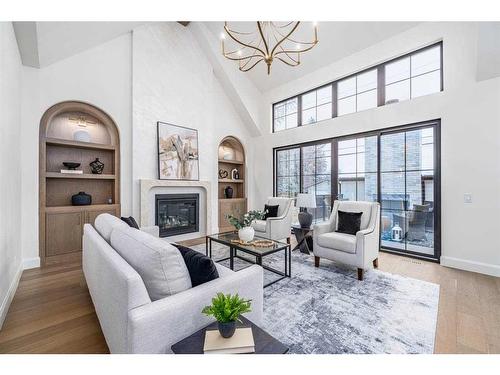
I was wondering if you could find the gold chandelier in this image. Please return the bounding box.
[221,22,318,75]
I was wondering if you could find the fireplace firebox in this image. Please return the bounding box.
[155,194,199,237]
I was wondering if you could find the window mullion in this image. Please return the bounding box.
[377,65,385,107]
[332,82,338,118]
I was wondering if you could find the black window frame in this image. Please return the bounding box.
[272,41,443,133]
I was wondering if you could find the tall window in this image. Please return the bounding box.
[301,85,332,125]
[273,98,298,132]
[385,45,441,103]
[337,69,378,116]
[276,148,300,198]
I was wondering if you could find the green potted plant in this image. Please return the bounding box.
[202,293,252,338]
[226,210,267,242]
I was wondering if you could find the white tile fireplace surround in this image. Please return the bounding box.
[140,179,212,242]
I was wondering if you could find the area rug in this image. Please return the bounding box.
[191,243,440,354]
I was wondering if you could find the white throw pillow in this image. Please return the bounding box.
[110,227,192,300]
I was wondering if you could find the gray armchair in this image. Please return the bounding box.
[251,197,294,242]
[313,200,380,280]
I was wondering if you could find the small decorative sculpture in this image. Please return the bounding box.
[231,168,240,180]
[89,158,104,174]
[218,169,228,179]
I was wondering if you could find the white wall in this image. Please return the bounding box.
[252,22,500,276]
[0,22,23,328]
[20,33,133,264]
[132,23,254,233]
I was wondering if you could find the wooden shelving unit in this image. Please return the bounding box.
[39,101,121,266]
[217,136,247,232]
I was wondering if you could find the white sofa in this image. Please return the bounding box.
[82,214,264,353]
[251,197,294,242]
[313,200,380,281]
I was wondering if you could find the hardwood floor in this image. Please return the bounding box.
[1,236,499,354]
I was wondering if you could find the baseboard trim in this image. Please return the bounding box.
[0,264,23,330]
[23,257,40,270]
[441,256,500,277]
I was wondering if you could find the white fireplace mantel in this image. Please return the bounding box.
[140,179,212,236]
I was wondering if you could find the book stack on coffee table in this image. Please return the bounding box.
[203,327,255,354]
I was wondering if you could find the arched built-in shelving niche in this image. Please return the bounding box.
[217,136,247,232]
[39,101,121,266]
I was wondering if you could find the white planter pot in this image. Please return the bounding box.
[238,227,255,242]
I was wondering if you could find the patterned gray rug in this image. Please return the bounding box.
[191,242,439,354]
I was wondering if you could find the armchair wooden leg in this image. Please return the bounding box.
[373,258,379,269]
[357,268,364,281]
[314,256,320,268]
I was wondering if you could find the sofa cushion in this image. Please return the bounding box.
[252,219,267,232]
[171,244,219,287]
[110,227,192,301]
[263,204,279,219]
[335,201,373,230]
[94,213,129,243]
[317,232,357,254]
[336,210,362,235]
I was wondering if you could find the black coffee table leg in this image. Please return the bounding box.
[288,245,292,277]
[229,247,234,270]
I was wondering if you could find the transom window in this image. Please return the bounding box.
[273,97,298,132]
[272,42,443,133]
[337,69,377,116]
[301,85,333,125]
[385,45,441,103]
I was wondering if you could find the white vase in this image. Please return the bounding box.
[238,226,255,242]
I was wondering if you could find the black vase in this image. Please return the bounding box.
[218,321,236,338]
[72,191,92,206]
[224,185,234,199]
[89,158,104,174]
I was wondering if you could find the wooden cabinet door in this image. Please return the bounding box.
[45,212,83,256]
[85,206,119,225]
[219,199,247,232]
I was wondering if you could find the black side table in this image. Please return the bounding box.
[291,225,313,254]
[171,316,289,354]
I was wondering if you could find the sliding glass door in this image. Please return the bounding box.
[378,126,437,257]
[274,120,440,260]
[333,123,439,259]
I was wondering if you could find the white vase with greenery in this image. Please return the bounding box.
[227,210,267,243]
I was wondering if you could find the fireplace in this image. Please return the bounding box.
[155,194,199,237]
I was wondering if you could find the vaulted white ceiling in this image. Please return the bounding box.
[204,21,420,92]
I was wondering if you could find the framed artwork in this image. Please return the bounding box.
[157,121,199,180]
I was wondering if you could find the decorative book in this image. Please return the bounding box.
[61,169,83,174]
[203,327,255,354]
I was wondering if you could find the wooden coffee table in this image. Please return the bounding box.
[171,316,289,354]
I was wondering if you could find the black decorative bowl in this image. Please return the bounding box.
[63,162,81,170]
